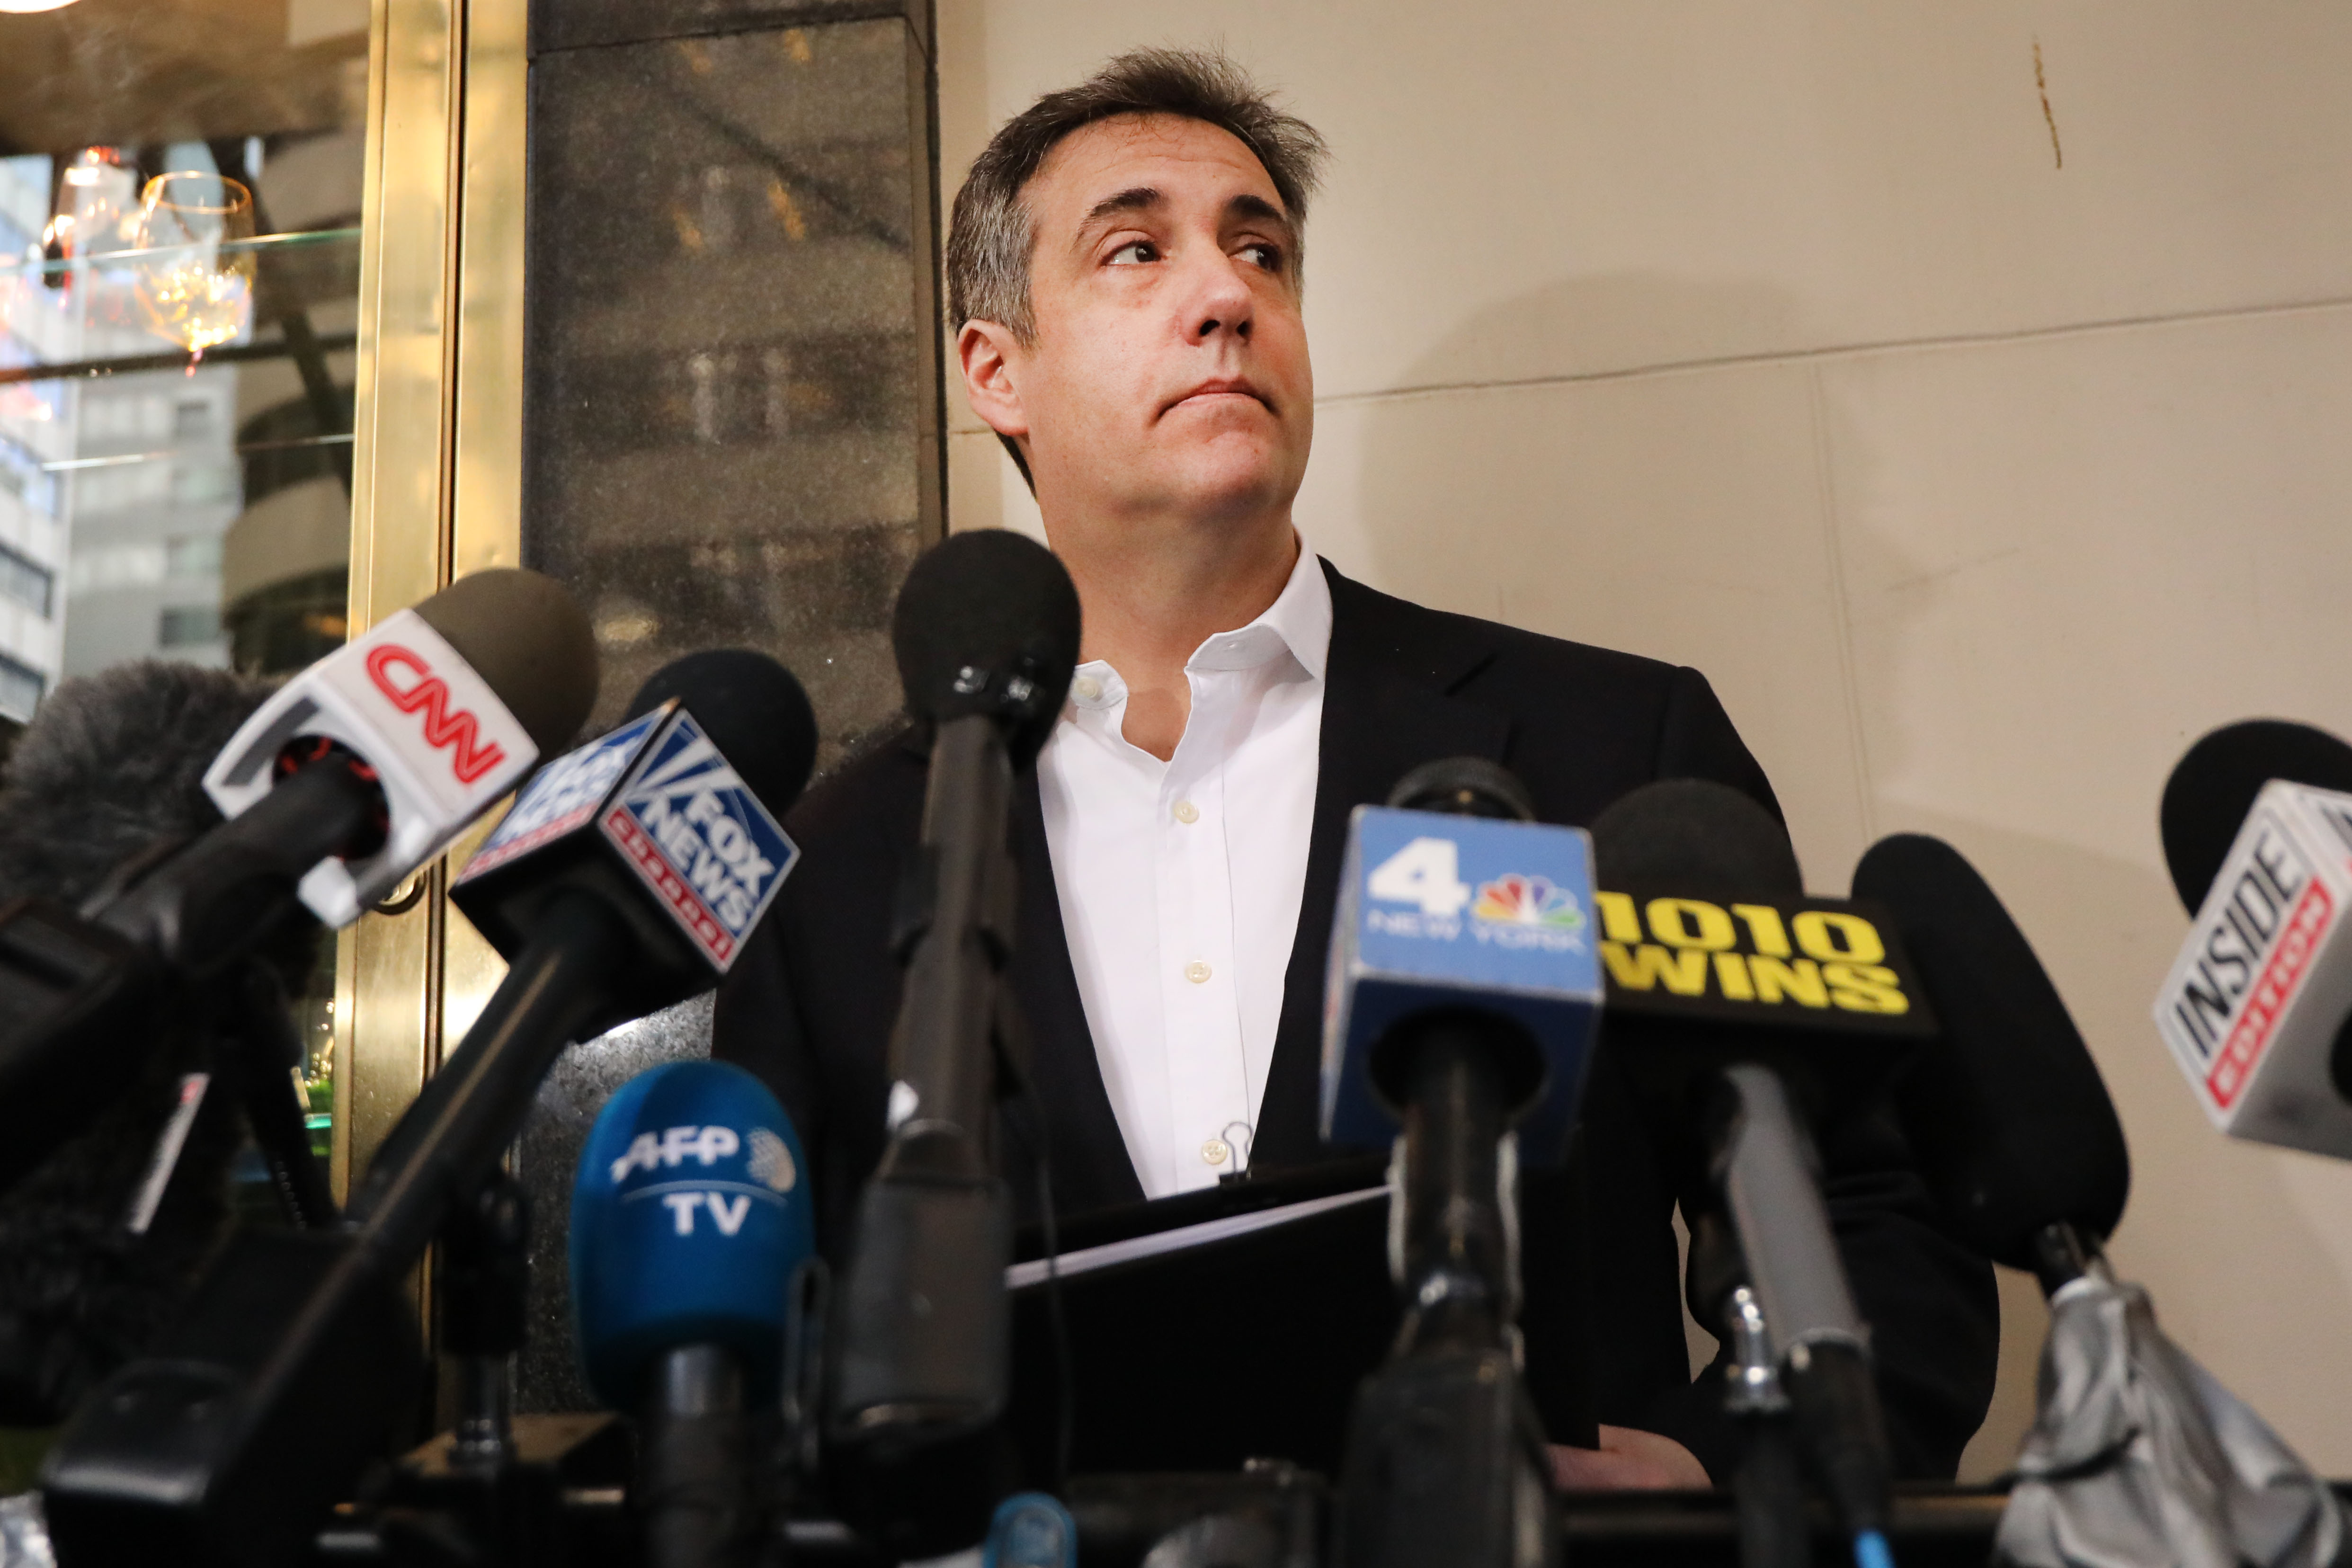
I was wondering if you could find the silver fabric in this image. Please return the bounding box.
[1998,1267,2348,1568]
[0,1493,52,1568]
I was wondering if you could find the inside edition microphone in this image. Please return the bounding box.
[1320,755,1602,1568]
[572,1059,816,1568]
[1590,780,1935,1568]
[827,529,1080,1561]
[41,650,817,1568]
[2150,720,2352,1158]
[0,568,598,1197]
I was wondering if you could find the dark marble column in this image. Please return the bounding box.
[515,0,941,1412]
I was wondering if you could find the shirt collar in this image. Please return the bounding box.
[1181,532,1331,681]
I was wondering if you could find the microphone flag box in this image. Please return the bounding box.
[2154,779,2352,1157]
[454,699,799,980]
[205,607,538,926]
[571,1060,815,1408]
[1322,806,1602,1162]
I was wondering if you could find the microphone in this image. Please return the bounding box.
[1850,834,2129,1282]
[1589,781,1934,1568]
[572,1058,815,1568]
[2149,720,2352,1158]
[1322,756,1597,1568]
[1853,832,2351,1568]
[0,569,597,1197]
[826,530,1079,1560]
[0,664,316,1425]
[40,650,816,1568]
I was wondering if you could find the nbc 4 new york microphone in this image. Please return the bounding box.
[41,651,816,1568]
[1319,758,1601,1568]
[572,1059,816,1568]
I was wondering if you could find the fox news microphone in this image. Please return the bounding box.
[1591,781,1935,1568]
[2150,720,2352,1158]
[573,1060,815,1568]
[0,569,596,1197]
[1321,756,1602,1568]
[1851,834,2129,1284]
[41,650,815,1568]
[825,530,1079,1559]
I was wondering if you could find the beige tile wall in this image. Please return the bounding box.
[938,0,2352,1478]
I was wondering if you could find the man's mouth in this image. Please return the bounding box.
[1166,378,1271,415]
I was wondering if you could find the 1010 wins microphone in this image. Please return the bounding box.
[1321,756,1603,1568]
[0,569,597,1196]
[2150,720,2352,1158]
[1591,781,1934,1568]
[42,650,817,1568]
[827,529,1080,1561]
[573,1059,816,1568]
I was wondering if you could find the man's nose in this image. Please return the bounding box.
[1185,252,1255,344]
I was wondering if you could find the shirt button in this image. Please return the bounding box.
[1071,675,1102,701]
[1184,961,1212,985]
[1173,800,1199,824]
[1201,1139,1230,1166]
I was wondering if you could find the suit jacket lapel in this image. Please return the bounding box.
[1007,764,1147,1211]
[1251,563,1515,1171]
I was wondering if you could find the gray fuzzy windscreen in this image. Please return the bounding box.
[0,661,289,1426]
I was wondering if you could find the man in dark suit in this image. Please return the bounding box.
[715,46,1996,1489]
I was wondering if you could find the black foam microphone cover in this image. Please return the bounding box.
[624,648,819,818]
[0,663,294,1423]
[1589,778,1803,894]
[413,567,600,756]
[1388,757,1535,821]
[2159,719,2352,914]
[890,529,1081,767]
[1851,833,2129,1270]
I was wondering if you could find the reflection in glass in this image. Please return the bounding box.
[0,0,370,1220]
[131,172,256,365]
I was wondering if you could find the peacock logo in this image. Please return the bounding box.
[1472,873,1586,929]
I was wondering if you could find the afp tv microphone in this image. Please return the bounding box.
[2150,720,2352,1158]
[573,1059,816,1568]
[0,569,597,1197]
[41,650,817,1568]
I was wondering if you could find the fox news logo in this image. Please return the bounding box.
[600,712,797,969]
[464,711,662,879]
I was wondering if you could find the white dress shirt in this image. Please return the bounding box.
[1036,538,1332,1199]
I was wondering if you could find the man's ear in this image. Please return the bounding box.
[957,320,1031,443]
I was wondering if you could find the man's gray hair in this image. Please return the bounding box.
[946,47,1329,346]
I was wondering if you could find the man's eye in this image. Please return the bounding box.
[1106,241,1158,265]
[1239,241,1283,270]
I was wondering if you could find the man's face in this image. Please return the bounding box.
[971,113,1315,529]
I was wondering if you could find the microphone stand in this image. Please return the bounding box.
[827,712,1025,1559]
[1334,1016,1559,1568]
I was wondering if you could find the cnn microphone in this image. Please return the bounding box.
[1590,781,1935,1568]
[2150,720,2352,1158]
[0,569,597,1196]
[827,530,1079,1560]
[1322,756,1601,1568]
[41,650,816,1568]
[572,1059,815,1568]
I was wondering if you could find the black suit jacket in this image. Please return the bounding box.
[713,561,1997,1483]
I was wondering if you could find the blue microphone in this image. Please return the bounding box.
[1322,759,1599,1568]
[573,1058,814,1568]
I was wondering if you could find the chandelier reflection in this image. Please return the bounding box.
[132,171,256,368]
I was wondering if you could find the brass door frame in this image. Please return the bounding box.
[332,0,527,1203]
